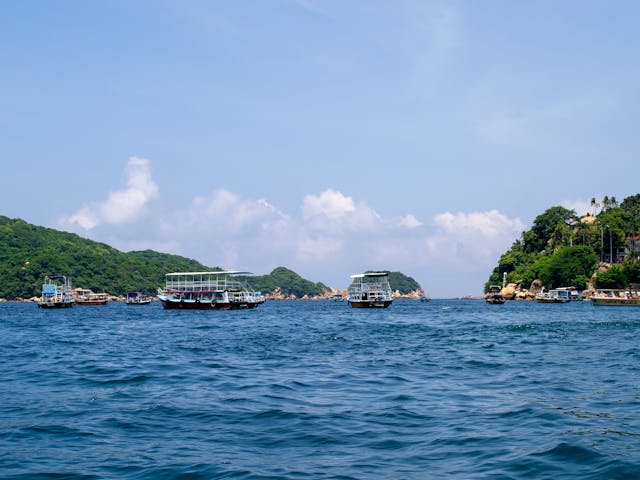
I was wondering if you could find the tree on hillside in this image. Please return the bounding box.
[523,206,577,253]
[538,245,598,289]
[620,194,640,213]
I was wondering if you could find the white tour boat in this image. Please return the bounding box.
[157,271,265,310]
[347,272,393,308]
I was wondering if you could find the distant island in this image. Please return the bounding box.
[0,216,422,300]
[486,194,640,299]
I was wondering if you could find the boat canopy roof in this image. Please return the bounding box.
[165,271,254,276]
[350,272,388,279]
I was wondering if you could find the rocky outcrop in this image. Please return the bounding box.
[500,282,536,301]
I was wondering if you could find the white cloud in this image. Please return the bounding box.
[425,210,525,269]
[62,157,158,230]
[302,189,380,232]
[398,214,423,229]
[434,210,524,240]
[189,188,290,233]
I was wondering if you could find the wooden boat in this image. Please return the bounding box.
[591,289,640,306]
[74,288,109,305]
[485,285,505,304]
[347,272,393,308]
[38,275,75,308]
[157,271,265,310]
[125,291,151,305]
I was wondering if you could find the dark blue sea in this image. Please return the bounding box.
[1,299,639,479]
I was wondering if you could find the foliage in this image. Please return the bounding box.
[594,260,640,289]
[250,267,330,297]
[523,206,577,253]
[537,246,598,288]
[0,216,330,299]
[594,265,627,289]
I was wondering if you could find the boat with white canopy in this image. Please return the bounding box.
[157,271,265,310]
[347,272,393,308]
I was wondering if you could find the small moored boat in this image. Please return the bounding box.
[535,288,571,303]
[38,275,75,308]
[485,285,505,304]
[157,271,265,310]
[125,291,151,305]
[591,289,640,306]
[347,272,393,308]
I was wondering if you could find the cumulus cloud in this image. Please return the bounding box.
[425,210,524,264]
[302,189,380,232]
[189,188,289,233]
[398,214,423,229]
[63,157,158,230]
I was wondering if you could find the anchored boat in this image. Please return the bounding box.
[157,271,265,310]
[485,285,505,304]
[125,291,151,305]
[535,288,572,303]
[74,288,109,305]
[591,289,640,306]
[347,272,393,308]
[38,275,75,308]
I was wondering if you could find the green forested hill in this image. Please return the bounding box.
[486,194,640,292]
[250,267,330,297]
[0,216,328,299]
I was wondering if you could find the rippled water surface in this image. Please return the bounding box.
[1,299,639,479]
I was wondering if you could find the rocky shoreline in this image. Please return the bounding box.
[492,263,614,301]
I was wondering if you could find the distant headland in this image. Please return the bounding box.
[485,194,640,300]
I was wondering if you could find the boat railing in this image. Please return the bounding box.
[166,278,246,292]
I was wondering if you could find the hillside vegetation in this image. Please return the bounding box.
[250,267,330,298]
[486,194,640,291]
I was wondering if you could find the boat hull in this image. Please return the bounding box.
[75,300,109,306]
[486,298,505,305]
[160,299,259,310]
[37,301,74,309]
[592,299,640,306]
[349,300,392,309]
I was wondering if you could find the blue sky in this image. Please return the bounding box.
[1,1,639,297]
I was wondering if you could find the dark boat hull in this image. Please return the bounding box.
[160,299,259,310]
[349,300,392,309]
[38,301,74,309]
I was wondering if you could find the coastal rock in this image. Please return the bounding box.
[501,283,518,300]
[529,279,543,294]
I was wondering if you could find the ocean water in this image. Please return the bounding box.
[1,300,639,479]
